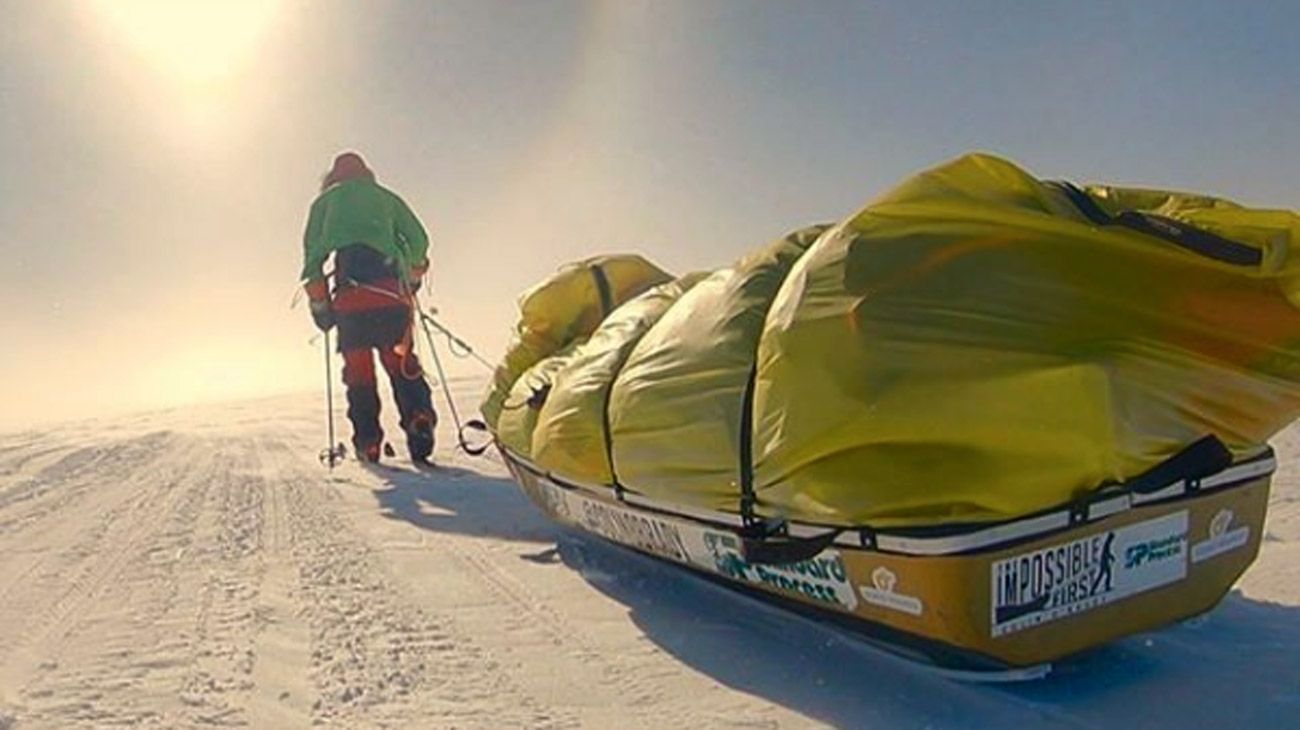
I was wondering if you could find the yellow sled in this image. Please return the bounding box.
[500,440,1271,672]
[483,153,1298,673]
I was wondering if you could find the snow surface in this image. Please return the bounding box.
[0,375,1296,729]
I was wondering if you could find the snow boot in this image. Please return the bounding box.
[406,411,436,465]
[356,440,382,463]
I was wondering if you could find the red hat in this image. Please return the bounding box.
[322,151,374,189]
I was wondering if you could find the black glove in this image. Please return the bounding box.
[310,299,335,331]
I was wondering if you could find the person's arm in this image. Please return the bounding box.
[392,193,430,285]
[300,196,334,330]
[300,196,328,282]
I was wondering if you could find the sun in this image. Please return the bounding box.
[89,0,283,87]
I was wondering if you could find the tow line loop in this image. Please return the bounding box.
[405,286,494,457]
[457,419,492,456]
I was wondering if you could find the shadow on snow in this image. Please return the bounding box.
[367,461,560,544]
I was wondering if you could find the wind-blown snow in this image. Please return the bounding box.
[0,375,1295,728]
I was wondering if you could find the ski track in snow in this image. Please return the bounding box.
[0,379,1296,729]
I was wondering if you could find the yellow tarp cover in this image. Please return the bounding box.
[481,255,671,428]
[488,153,1300,528]
[609,226,827,507]
[531,275,704,486]
[495,341,585,458]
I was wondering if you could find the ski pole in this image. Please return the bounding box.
[321,328,343,468]
[410,290,491,456]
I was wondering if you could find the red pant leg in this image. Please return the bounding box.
[342,348,376,387]
[341,348,383,450]
[377,346,421,381]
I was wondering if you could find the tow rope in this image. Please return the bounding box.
[318,328,347,468]
[409,289,493,456]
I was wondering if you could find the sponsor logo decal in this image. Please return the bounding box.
[576,499,691,563]
[535,481,690,563]
[859,566,924,616]
[703,532,858,610]
[1191,508,1250,564]
[991,511,1188,637]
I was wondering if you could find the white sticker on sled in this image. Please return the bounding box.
[1190,509,1250,564]
[991,511,1189,637]
[860,567,924,616]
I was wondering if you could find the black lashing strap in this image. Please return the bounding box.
[600,374,623,499]
[588,263,626,496]
[738,364,758,523]
[1124,434,1233,495]
[736,433,1230,564]
[735,363,840,565]
[1051,180,1112,226]
[584,263,623,494]
[1048,181,1262,267]
[1112,211,1262,266]
[741,524,841,566]
[590,263,615,317]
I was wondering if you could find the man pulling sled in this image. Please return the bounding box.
[300,151,437,465]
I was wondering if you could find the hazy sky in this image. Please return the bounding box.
[1,0,1297,428]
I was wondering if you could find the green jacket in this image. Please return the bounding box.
[300,179,429,282]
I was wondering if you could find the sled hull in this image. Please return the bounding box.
[500,446,1270,668]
